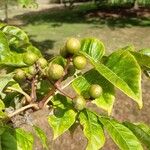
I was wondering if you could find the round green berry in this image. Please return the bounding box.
[48,63,64,80]
[23,52,38,66]
[37,57,48,69]
[89,84,102,99]
[73,96,86,110]
[66,38,80,55]
[14,69,25,81]
[28,66,36,75]
[73,55,87,70]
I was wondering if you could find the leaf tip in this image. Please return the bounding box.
[138,101,143,109]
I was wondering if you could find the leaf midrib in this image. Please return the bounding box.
[104,119,131,150]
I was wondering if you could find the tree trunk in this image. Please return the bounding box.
[4,0,8,23]
[133,0,139,10]
[60,0,63,4]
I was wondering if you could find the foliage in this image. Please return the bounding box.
[0,24,149,149]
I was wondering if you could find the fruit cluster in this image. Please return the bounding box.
[14,38,103,111]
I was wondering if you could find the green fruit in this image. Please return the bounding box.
[26,73,33,80]
[73,96,86,111]
[14,69,25,81]
[48,63,64,80]
[37,58,48,69]
[89,84,102,99]
[60,46,68,58]
[23,52,38,66]
[73,55,87,70]
[28,66,36,75]
[66,38,80,55]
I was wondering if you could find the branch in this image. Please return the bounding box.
[30,77,37,102]
[8,103,39,118]
[55,85,74,99]
[38,87,56,108]
[39,58,73,108]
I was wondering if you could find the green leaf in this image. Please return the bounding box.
[0,31,26,67]
[0,73,14,96]
[0,28,41,67]
[51,94,73,109]
[1,131,19,150]
[15,128,34,150]
[33,125,48,150]
[2,25,29,44]
[1,128,33,150]
[80,38,105,62]
[136,123,150,135]
[50,56,67,67]
[26,45,42,57]
[0,124,5,135]
[130,49,150,69]
[123,122,150,149]
[0,99,6,119]
[81,46,142,108]
[99,117,143,150]
[72,69,115,115]
[79,109,105,150]
[48,108,76,139]
[0,31,10,56]
[0,23,6,29]
[37,80,52,96]
[6,81,31,101]
[0,99,5,111]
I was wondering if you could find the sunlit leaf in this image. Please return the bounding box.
[33,125,48,150]
[80,45,142,108]
[99,117,143,150]
[79,109,105,150]
[48,108,76,139]
[72,69,115,114]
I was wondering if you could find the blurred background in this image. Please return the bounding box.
[0,0,150,149]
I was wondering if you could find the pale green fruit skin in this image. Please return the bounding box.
[66,38,81,55]
[23,52,38,66]
[28,66,36,75]
[89,84,102,99]
[37,58,48,69]
[73,55,87,70]
[14,69,25,80]
[74,96,86,110]
[48,64,64,80]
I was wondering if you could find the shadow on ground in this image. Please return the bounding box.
[14,4,150,28]
[29,36,56,59]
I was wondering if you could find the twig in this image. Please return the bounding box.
[56,85,74,99]
[43,78,76,107]
[30,77,37,102]
[38,87,56,108]
[8,103,39,118]
[40,58,73,108]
